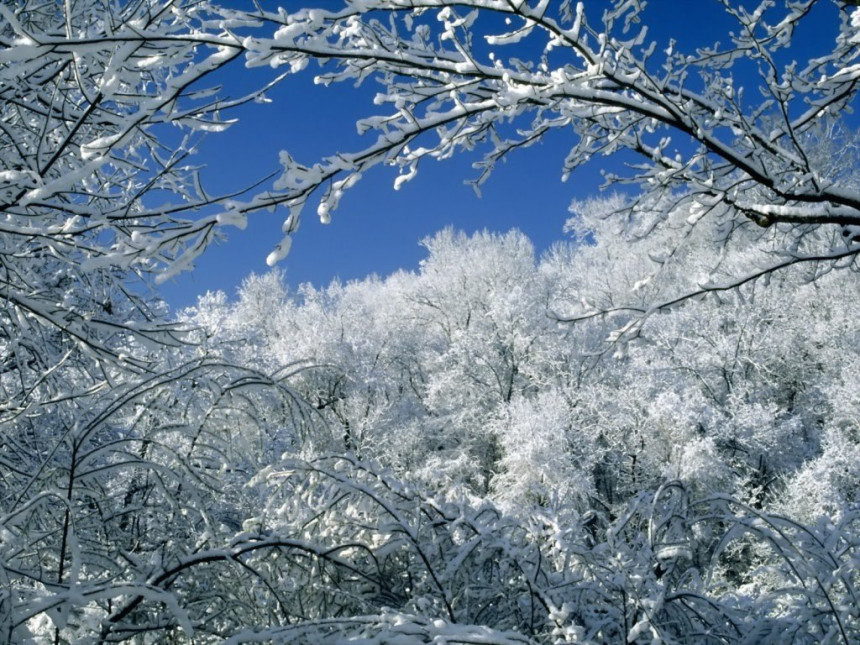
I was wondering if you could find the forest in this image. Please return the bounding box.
[1,1,860,643]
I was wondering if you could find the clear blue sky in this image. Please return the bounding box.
[156,1,844,310]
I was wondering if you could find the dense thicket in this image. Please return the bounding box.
[2,0,860,642]
[179,210,860,643]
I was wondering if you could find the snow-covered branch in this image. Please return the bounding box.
[222,0,860,302]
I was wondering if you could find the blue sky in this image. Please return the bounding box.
[156,1,845,310]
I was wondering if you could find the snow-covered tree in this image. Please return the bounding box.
[171,212,860,643]
[0,0,287,372]
[4,1,860,642]
[0,3,299,640]
[221,0,860,326]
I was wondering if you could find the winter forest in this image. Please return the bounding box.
[2,1,860,643]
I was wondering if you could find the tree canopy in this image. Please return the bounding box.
[232,0,860,308]
[1,1,859,643]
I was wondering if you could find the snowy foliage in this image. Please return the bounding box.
[0,0,296,372]
[217,0,860,324]
[2,1,860,643]
[181,220,860,643]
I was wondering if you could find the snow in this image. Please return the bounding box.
[266,236,293,266]
[5,2,860,643]
[216,209,248,230]
[851,8,860,44]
